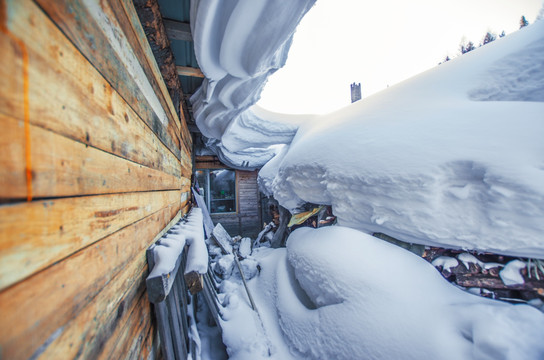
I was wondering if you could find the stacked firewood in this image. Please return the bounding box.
[422,248,544,303]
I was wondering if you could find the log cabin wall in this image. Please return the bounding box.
[195,156,262,238]
[0,0,192,358]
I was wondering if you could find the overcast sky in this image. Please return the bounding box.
[258,0,543,115]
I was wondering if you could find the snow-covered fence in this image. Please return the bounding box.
[145,208,208,360]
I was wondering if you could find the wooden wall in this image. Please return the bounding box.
[195,157,262,238]
[0,0,192,358]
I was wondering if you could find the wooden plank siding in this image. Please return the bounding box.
[205,167,262,239]
[0,0,192,358]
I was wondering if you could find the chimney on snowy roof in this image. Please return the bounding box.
[350,82,361,103]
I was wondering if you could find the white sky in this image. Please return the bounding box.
[258,0,543,115]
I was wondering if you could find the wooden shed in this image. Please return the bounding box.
[0,0,199,358]
[194,155,263,239]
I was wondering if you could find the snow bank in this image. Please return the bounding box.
[259,22,544,258]
[182,208,209,275]
[190,0,315,169]
[251,226,544,359]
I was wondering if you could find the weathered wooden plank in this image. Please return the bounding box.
[132,0,193,154]
[102,291,153,360]
[0,7,182,179]
[123,312,156,360]
[168,286,189,359]
[26,0,182,160]
[163,19,193,42]
[0,202,180,359]
[108,0,181,132]
[176,65,205,78]
[146,243,184,304]
[0,114,183,200]
[37,256,148,359]
[0,190,180,290]
[141,321,160,360]
[185,271,204,294]
[118,0,194,163]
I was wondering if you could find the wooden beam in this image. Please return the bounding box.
[133,0,194,153]
[176,65,205,78]
[163,19,193,42]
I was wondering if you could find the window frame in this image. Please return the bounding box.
[195,168,238,215]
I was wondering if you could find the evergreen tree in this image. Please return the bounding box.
[460,40,475,54]
[520,15,529,29]
[482,31,496,45]
[499,30,506,38]
[439,55,451,65]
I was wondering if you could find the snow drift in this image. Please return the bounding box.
[212,226,544,360]
[276,227,544,359]
[259,21,544,258]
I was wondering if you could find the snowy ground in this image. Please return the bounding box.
[189,1,544,358]
[198,226,544,360]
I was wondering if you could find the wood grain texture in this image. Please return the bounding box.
[131,0,193,154]
[119,0,194,155]
[29,0,182,160]
[0,114,184,200]
[0,1,194,358]
[37,256,148,359]
[164,19,193,42]
[101,291,153,360]
[176,65,205,78]
[0,5,182,179]
[0,190,181,289]
[109,0,181,132]
[0,202,180,359]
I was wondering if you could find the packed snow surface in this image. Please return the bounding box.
[216,227,544,359]
[259,22,544,258]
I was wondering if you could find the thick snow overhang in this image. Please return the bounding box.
[189,0,316,169]
[140,0,315,170]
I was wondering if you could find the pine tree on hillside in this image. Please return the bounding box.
[520,15,529,29]
[499,30,506,38]
[460,40,475,54]
[439,55,451,65]
[482,32,496,45]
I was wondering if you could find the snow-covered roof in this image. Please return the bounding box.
[188,1,544,259]
[189,0,316,169]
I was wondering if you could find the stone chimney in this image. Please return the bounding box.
[350,82,361,103]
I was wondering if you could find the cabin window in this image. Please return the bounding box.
[195,169,236,213]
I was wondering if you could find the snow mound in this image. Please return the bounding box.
[259,21,544,258]
[268,226,544,359]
